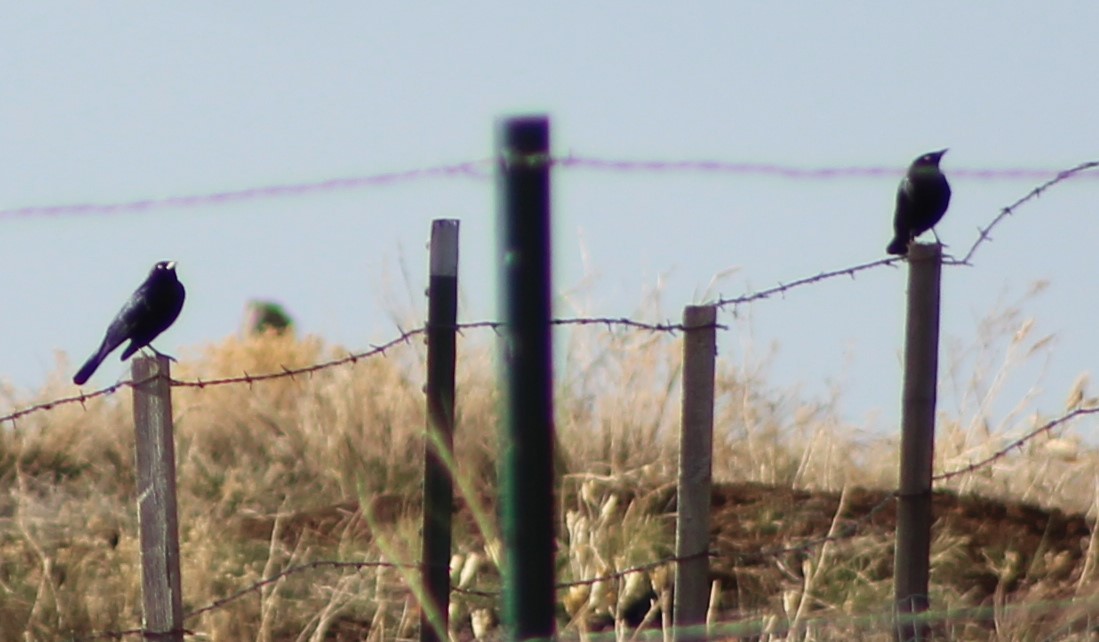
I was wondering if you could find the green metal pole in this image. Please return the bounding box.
[496,115,556,641]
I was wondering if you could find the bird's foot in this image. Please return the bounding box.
[146,346,178,363]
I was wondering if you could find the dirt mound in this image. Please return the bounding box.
[705,482,1093,611]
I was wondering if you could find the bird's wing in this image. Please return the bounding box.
[893,180,913,232]
[101,289,155,352]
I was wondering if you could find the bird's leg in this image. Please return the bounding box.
[146,345,178,363]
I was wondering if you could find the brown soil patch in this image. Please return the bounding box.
[703,482,1092,611]
[232,481,1095,636]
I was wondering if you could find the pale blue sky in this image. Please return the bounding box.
[2,4,1097,437]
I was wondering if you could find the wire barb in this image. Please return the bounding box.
[933,405,1099,483]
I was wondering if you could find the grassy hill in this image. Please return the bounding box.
[1,325,1096,640]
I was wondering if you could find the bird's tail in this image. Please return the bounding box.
[886,237,909,255]
[73,346,109,386]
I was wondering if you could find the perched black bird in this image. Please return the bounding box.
[73,261,186,386]
[886,149,951,255]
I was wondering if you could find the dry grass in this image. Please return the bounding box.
[0,294,1097,641]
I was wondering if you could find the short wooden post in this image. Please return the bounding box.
[420,219,460,642]
[132,355,184,641]
[893,242,942,642]
[674,305,717,641]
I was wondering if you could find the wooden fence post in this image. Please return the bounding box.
[496,115,556,641]
[132,355,184,642]
[893,242,942,642]
[420,219,460,642]
[674,305,717,641]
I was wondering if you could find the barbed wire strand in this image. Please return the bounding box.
[713,257,899,311]
[950,160,1099,266]
[0,375,158,427]
[184,560,419,622]
[6,156,1098,220]
[73,560,418,641]
[0,328,428,427]
[933,405,1099,483]
[458,492,900,600]
[1,160,494,219]
[71,482,1075,639]
[556,155,1099,182]
[1,319,727,427]
[80,511,897,636]
[170,327,427,390]
[709,158,1099,310]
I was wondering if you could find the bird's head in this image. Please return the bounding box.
[153,260,177,273]
[914,149,948,167]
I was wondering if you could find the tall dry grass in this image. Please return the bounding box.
[0,287,1096,640]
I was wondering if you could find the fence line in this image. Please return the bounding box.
[78,580,1099,642]
[0,318,728,428]
[72,487,901,641]
[2,155,1094,427]
[4,156,1097,219]
[80,523,897,641]
[28,382,1097,639]
[5,350,1096,490]
[9,157,1099,640]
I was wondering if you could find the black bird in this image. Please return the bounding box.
[73,260,186,386]
[886,149,951,255]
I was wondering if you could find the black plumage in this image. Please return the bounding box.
[73,261,186,385]
[886,149,951,255]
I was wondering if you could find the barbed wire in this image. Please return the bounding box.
[933,404,1099,483]
[551,317,726,332]
[950,160,1099,266]
[556,155,1099,182]
[0,327,429,427]
[74,560,418,641]
[72,488,899,638]
[709,158,1099,310]
[74,626,155,641]
[713,257,899,311]
[170,326,427,390]
[0,376,157,427]
[184,560,418,621]
[5,155,1098,220]
[0,159,494,219]
[1,318,727,427]
[457,491,900,600]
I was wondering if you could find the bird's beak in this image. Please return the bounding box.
[165,261,177,271]
[935,148,949,159]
